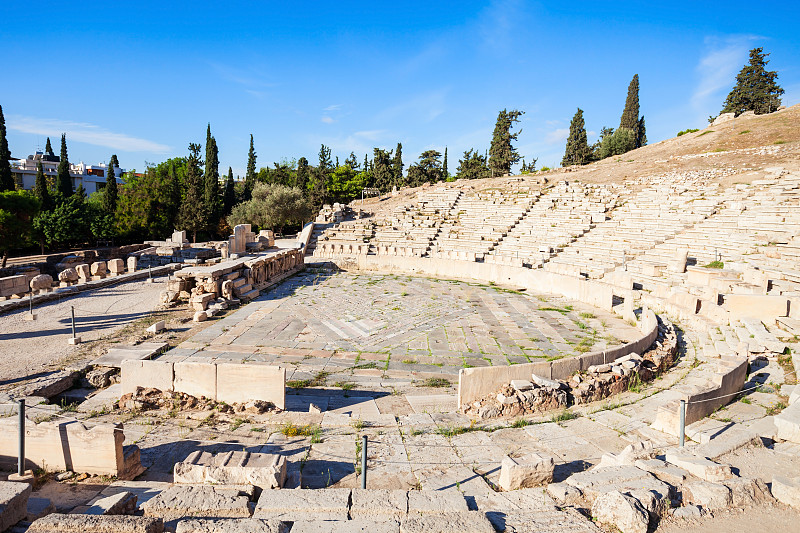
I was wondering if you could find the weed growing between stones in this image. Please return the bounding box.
[550,410,579,423]
[418,377,451,388]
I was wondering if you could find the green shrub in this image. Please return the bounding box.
[677,128,699,136]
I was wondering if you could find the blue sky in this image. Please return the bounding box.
[2,1,799,175]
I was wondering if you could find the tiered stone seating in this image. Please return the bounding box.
[429,188,539,261]
[309,221,374,258]
[486,182,621,268]
[544,177,718,279]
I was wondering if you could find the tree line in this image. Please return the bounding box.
[0,47,784,262]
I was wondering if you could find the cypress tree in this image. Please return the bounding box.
[310,145,332,209]
[442,147,448,179]
[178,143,205,243]
[721,47,784,116]
[203,125,220,231]
[296,157,310,191]
[488,109,524,176]
[56,134,73,197]
[45,137,54,157]
[244,134,256,202]
[103,154,119,214]
[392,142,403,188]
[620,74,640,131]
[223,167,236,216]
[636,117,647,150]
[0,104,13,191]
[562,108,592,167]
[34,160,52,211]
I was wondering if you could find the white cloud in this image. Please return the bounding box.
[324,104,342,112]
[321,116,335,124]
[545,128,569,145]
[691,35,761,114]
[7,115,171,153]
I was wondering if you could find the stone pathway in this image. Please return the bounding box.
[159,271,640,386]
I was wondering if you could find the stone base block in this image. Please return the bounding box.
[0,480,32,531]
[27,514,164,533]
[498,453,554,491]
[174,451,287,490]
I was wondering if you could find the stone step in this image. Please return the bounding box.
[0,481,32,532]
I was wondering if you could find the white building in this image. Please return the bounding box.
[10,151,125,195]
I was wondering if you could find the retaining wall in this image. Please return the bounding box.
[650,356,748,436]
[457,309,659,408]
[121,360,285,409]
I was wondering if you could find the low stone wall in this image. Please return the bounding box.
[0,416,143,478]
[651,356,748,436]
[457,309,659,408]
[121,360,286,409]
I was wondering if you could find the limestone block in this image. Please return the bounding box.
[399,511,495,533]
[127,256,138,273]
[29,274,53,291]
[76,263,91,280]
[407,489,468,514]
[194,311,208,322]
[174,362,217,400]
[27,514,164,533]
[597,441,655,469]
[350,488,407,521]
[107,259,125,275]
[176,519,287,533]
[147,321,166,334]
[216,363,285,409]
[546,482,583,505]
[221,280,234,300]
[85,491,138,515]
[121,360,174,395]
[723,294,789,320]
[721,478,773,507]
[141,485,252,520]
[664,451,733,482]
[253,488,350,521]
[591,490,649,533]
[0,481,32,531]
[91,261,108,276]
[171,230,188,244]
[772,476,800,508]
[682,481,732,509]
[59,268,79,283]
[26,497,55,522]
[774,402,800,443]
[174,450,286,489]
[564,465,670,502]
[498,453,554,491]
[290,520,397,533]
[192,293,216,311]
[531,373,562,390]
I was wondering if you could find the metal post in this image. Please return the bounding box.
[149,265,152,280]
[29,291,33,315]
[361,435,368,489]
[18,399,25,476]
[71,306,76,339]
[679,399,686,447]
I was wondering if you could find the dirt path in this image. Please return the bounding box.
[656,504,800,532]
[0,278,166,385]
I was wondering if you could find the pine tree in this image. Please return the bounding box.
[442,147,448,179]
[34,160,52,211]
[45,137,54,157]
[489,109,524,176]
[178,143,205,242]
[0,104,13,191]
[562,108,592,167]
[223,167,236,216]
[456,149,490,180]
[56,134,73,198]
[721,47,784,116]
[620,74,640,131]
[345,152,359,170]
[392,142,403,188]
[244,134,256,202]
[103,154,119,214]
[372,148,394,192]
[204,125,221,232]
